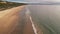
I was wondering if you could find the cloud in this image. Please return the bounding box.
[24,0,41,2]
[6,0,24,1]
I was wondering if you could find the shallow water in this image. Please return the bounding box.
[26,5,60,34]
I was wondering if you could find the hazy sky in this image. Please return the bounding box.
[6,0,41,3]
[6,0,60,3]
[6,0,24,1]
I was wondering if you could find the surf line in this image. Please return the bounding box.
[25,6,37,34]
[29,16,37,34]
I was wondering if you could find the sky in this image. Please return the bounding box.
[6,0,24,1]
[5,0,41,3]
[4,0,60,3]
[6,0,60,2]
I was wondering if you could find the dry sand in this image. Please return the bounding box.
[0,6,24,34]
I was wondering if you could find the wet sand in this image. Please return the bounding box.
[0,5,35,34]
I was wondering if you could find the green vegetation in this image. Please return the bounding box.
[0,1,26,11]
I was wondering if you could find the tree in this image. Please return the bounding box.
[0,0,7,1]
[0,0,2,1]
